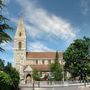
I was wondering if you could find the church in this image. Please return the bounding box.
[14,18,63,81]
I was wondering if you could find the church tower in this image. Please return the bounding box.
[14,17,26,79]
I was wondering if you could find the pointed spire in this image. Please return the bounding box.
[15,17,26,38]
[17,17,25,31]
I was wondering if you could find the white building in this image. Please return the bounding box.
[14,18,63,80]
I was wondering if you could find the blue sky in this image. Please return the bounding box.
[0,0,90,64]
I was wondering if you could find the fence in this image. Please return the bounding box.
[19,81,90,87]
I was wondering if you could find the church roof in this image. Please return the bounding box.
[26,52,63,59]
[24,65,50,72]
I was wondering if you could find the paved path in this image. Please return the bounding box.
[19,81,90,90]
[20,86,90,90]
[19,84,90,90]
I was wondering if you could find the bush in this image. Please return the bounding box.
[0,71,13,90]
[4,62,20,90]
[32,69,40,81]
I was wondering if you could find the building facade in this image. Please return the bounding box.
[14,18,63,80]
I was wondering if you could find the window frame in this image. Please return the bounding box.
[18,42,22,50]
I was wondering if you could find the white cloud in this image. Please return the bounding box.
[2,0,11,16]
[81,0,90,15]
[15,0,78,51]
[16,0,77,41]
[28,42,54,52]
[2,8,9,16]
[10,17,18,23]
[1,42,13,51]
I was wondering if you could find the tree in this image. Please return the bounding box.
[0,70,13,90]
[63,37,90,82]
[0,0,19,89]
[0,0,4,9]
[0,59,20,90]
[50,51,63,81]
[32,69,40,81]
[4,62,20,90]
[0,0,13,51]
[0,59,4,70]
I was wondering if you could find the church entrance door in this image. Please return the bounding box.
[25,74,32,84]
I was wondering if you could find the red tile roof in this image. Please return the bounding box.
[24,65,50,71]
[26,52,62,59]
[31,65,50,71]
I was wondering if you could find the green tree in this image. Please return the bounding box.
[0,1,19,89]
[0,0,13,51]
[0,0,4,9]
[4,62,20,90]
[0,59,4,70]
[0,59,20,90]
[63,37,90,82]
[50,51,63,81]
[32,69,40,81]
[0,70,13,90]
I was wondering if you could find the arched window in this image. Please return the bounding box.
[19,32,22,36]
[18,42,21,49]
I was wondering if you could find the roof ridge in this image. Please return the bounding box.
[26,51,62,53]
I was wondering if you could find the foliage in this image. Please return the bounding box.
[0,70,13,90]
[0,59,4,70]
[32,69,40,81]
[0,0,13,51]
[50,51,63,81]
[0,0,19,89]
[4,62,20,90]
[0,0,4,9]
[0,60,20,90]
[63,37,90,81]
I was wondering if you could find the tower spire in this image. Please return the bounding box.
[14,17,26,79]
[17,17,25,31]
[15,17,26,38]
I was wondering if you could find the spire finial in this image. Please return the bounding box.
[17,16,25,31]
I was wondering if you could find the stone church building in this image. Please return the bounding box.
[14,18,63,81]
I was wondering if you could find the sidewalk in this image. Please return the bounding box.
[19,82,90,87]
[79,85,90,90]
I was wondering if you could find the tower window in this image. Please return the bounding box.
[18,42,22,49]
[42,60,45,64]
[19,32,22,36]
